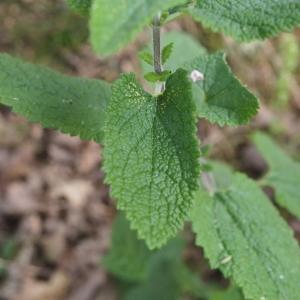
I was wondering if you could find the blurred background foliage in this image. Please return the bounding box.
[0,0,300,299]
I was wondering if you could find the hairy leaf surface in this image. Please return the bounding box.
[0,54,111,143]
[185,53,259,125]
[187,0,300,41]
[90,0,187,56]
[253,132,300,219]
[67,0,91,15]
[191,174,300,300]
[104,69,200,249]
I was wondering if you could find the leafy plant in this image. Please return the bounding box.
[1,1,300,299]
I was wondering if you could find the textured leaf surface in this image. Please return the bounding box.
[188,0,300,42]
[104,69,200,249]
[90,0,187,56]
[185,52,259,126]
[191,174,300,300]
[103,214,152,282]
[67,0,91,15]
[253,132,300,220]
[0,54,111,143]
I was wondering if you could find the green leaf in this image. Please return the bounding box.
[90,0,187,56]
[139,51,154,66]
[0,54,111,144]
[191,174,300,300]
[103,213,152,282]
[185,52,259,126]
[187,0,300,42]
[162,42,174,65]
[144,70,172,82]
[103,69,200,249]
[252,132,300,220]
[67,0,91,15]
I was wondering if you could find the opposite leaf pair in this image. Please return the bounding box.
[68,0,300,57]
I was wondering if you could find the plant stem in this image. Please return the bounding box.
[152,13,165,95]
[152,13,162,74]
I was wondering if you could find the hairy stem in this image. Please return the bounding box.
[152,13,162,74]
[152,13,165,95]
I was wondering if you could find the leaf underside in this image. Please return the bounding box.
[252,132,300,220]
[191,174,300,300]
[185,52,259,126]
[90,0,187,56]
[103,69,200,249]
[188,0,300,41]
[0,54,111,144]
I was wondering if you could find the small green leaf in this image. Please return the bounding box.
[141,31,207,73]
[90,0,187,56]
[67,0,91,15]
[103,214,152,282]
[144,70,172,82]
[104,69,200,249]
[139,51,154,66]
[0,54,111,144]
[162,42,174,65]
[187,0,300,41]
[252,132,300,220]
[191,174,300,300]
[185,52,259,126]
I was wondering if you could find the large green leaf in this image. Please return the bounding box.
[252,132,300,220]
[187,0,300,42]
[90,0,187,56]
[185,52,259,126]
[0,54,111,143]
[191,174,300,300]
[103,69,200,249]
